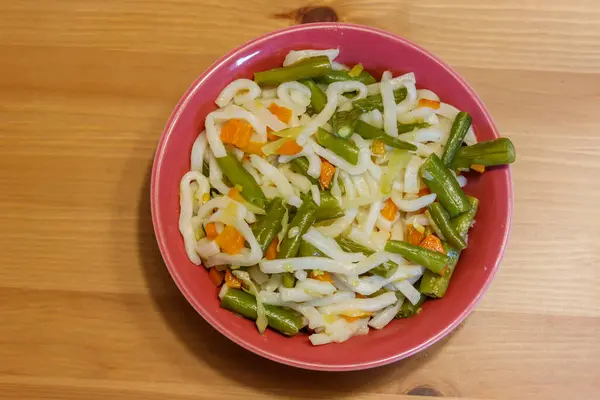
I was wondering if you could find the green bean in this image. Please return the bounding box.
[220,288,303,336]
[395,294,426,319]
[426,203,467,250]
[335,235,375,255]
[252,197,287,252]
[315,192,344,222]
[441,112,472,166]
[420,196,479,298]
[420,153,470,217]
[216,151,267,210]
[299,240,325,257]
[282,273,296,288]
[384,240,450,275]
[277,197,317,259]
[352,87,408,113]
[354,120,417,151]
[336,236,397,277]
[397,122,431,134]
[330,109,362,139]
[316,70,376,85]
[254,56,332,86]
[369,261,398,278]
[315,128,359,165]
[451,196,479,236]
[289,157,319,185]
[450,138,516,169]
[300,79,327,113]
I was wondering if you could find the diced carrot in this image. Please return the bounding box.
[266,126,280,141]
[372,139,386,155]
[341,312,373,322]
[208,268,224,286]
[276,139,303,155]
[265,238,278,260]
[225,269,242,289]
[407,224,425,246]
[319,160,336,189]
[381,198,398,221]
[241,141,264,156]
[215,225,245,255]
[418,188,430,196]
[220,119,252,149]
[205,222,218,240]
[419,234,445,254]
[418,98,441,109]
[309,270,334,284]
[471,164,486,173]
[268,103,293,124]
[228,187,242,201]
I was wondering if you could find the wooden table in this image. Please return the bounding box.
[1,1,599,399]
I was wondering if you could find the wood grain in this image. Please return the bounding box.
[0,0,599,399]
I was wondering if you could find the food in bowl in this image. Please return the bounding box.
[178,48,515,346]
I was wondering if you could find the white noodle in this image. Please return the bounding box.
[380,71,398,137]
[216,79,261,107]
[190,133,208,172]
[283,49,340,66]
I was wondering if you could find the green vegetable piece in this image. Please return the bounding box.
[282,272,296,288]
[299,240,325,257]
[254,56,332,86]
[220,288,303,336]
[441,112,472,166]
[426,203,467,250]
[397,121,431,134]
[315,192,344,222]
[277,197,317,259]
[330,109,362,138]
[300,79,327,113]
[252,197,287,252]
[420,153,470,217]
[335,235,375,255]
[335,236,397,277]
[289,157,319,185]
[216,151,267,210]
[384,240,450,275]
[352,88,408,113]
[450,138,516,169]
[316,69,376,85]
[315,128,359,165]
[354,120,417,151]
[420,196,479,298]
[395,294,426,319]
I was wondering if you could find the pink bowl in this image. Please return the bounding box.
[151,23,513,371]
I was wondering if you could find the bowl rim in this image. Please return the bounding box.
[150,22,513,371]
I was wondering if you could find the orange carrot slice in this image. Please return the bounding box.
[215,225,245,255]
[208,268,224,286]
[205,222,218,240]
[381,198,398,221]
[276,139,303,155]
[418,98,441,109]
[225,269,242,289]
[419,234,445,254]
[319,160,336,189]
[268,103,292,124]
[407,224,425,246]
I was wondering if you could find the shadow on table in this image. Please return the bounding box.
[135,163,456,398]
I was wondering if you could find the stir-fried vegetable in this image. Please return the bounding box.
[178,48,516,346]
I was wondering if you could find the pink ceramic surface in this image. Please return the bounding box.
[151,23,513,371]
